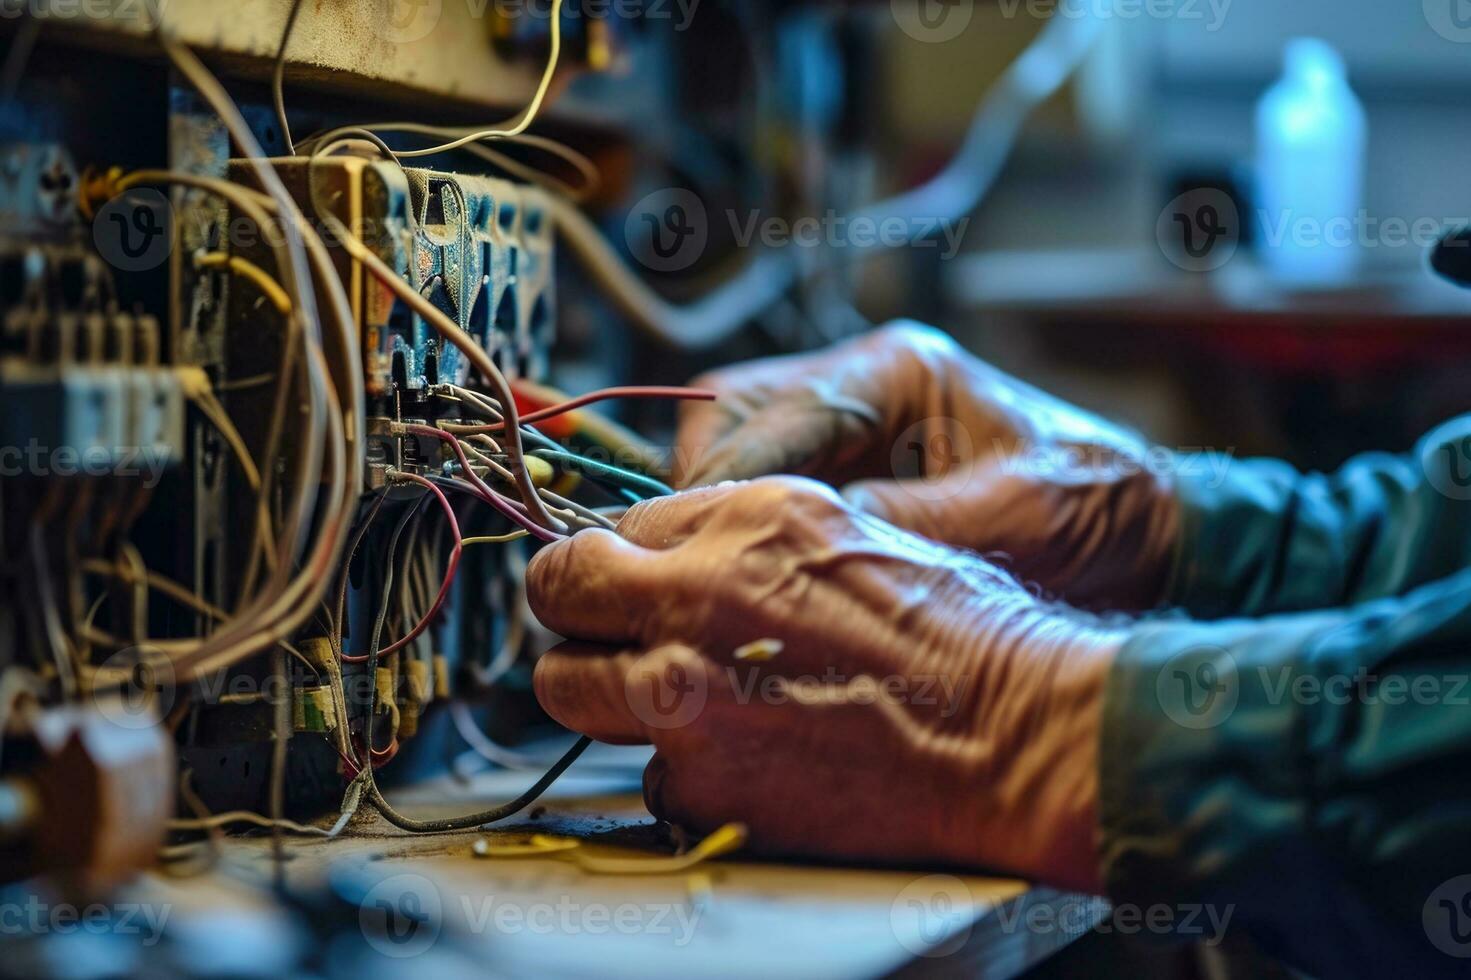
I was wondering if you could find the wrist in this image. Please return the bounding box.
[967,606,1123,892]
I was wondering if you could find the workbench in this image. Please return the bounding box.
[40,763,1103,978]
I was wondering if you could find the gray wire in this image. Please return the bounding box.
[552,12,1103,350]
[272,0,305,155]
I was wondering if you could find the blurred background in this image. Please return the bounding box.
[855,0,1471,469]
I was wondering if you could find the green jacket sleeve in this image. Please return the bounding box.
[1099,569,1471,978]
[1169,415,1471,618]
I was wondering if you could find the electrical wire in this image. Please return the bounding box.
[312,206,562,534]
[168,810,332,837]
[300,127,600,202]
[384,0,566,159]
[463,532,530,547]
[194,251,292,315]
[402,423,562,540]
[109,177,358,680]
[338,474,458,664]
[365,733,592,833]
[139,0,366,684]
[437,385,563,454]
[293,0,566,167]
[340,476,594,829]
[532,447,673,500]
[272,0,306,155]
[377,473,460,658]
[443,384,716,436]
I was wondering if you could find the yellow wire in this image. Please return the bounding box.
[473,822,748,874]
[194,251,293,315]
[395,0,565,158]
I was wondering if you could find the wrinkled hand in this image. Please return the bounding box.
[527,477,1122,891]
[674,321,1178,609]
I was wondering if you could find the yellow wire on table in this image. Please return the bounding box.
[473,822,748,874]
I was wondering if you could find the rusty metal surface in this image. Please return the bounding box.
[26,0,551,114]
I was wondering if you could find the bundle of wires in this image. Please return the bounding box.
[73,0,717,842]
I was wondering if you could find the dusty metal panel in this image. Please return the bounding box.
[24,0,550,113]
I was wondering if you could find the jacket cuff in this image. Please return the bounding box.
[1167,455,1343,619]
[1097,614,1337,913]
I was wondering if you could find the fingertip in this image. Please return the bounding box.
[641,752,671,817]
[524,528,638,638]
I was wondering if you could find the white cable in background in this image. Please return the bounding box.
[554,11,1105,350]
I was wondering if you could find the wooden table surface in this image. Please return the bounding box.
[125,763,1102,979]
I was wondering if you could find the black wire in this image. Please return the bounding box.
[361,486,592,833]
[361,498,421,729]
[272,0,305,155]
[366,735,592,833]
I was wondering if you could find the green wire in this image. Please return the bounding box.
[531,447,674,501]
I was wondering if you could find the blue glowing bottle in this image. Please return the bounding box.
[1254,38,1367,287]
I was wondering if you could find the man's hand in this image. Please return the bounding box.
[527,477,1123,891]
[674,321,1179,609]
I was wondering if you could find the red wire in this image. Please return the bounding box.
[338,735,399,778]
[403,424,563,542]
[338,471,464,664]
[378,471,461,658]
[462,385,717,434]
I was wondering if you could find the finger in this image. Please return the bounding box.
[673,397,742,488]
[534,641,653,744]
[615,483,747,550]
[638,699,957,864]
[840,471,1000,550]
[677,430,801,487]
[526,528,659,643]
[535,642,714,744]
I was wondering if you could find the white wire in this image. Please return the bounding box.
[554,12,1105,350]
